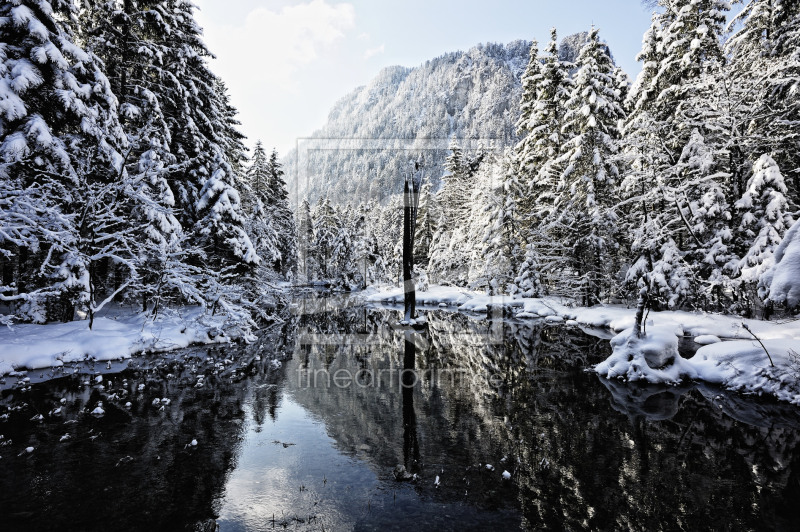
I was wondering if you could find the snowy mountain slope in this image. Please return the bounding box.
[285,37,597,206]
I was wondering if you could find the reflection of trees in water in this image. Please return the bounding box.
[291,306,800,530]
[0,319,297,532]
[501,333,800,531]
[9,301,792,530]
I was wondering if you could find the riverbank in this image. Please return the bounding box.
[364,285,800,404]
[0,306,249,376]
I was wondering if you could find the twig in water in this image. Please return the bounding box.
[742,323,774,368]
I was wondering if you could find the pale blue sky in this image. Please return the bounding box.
[194,0,656,155]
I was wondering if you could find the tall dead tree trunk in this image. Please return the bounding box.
[403,178,416,321]
[403,162,423,321]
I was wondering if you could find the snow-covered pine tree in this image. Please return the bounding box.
[312,197,340,280]
[514,28,573,230]
[242,141,281,271]
[296,198,317,282]
[515,39,541,140]
[330,204,359,288]
[673,129,733,309]
[550,28,625,306]
[759,217,800,312]
[357,204,386,286]
[80,0,258,309]
[428,141,490,286]
[620,0,731,309]
[266,148,297,276]
[413,182,438,267]
[195,149,259,278]
[0,0,131,324]
[728,0,800,202]
[733,154,795,305]
[370,193,403,284]
[242,143,280,272]
[116,0,255,277]
[479,150,521,294]
[78,1,191,314]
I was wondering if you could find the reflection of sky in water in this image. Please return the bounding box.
[217,397,379,531]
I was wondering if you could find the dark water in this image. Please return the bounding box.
[2,297,800,531]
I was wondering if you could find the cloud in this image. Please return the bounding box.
[364,43,385,60]
[199,0,356,91]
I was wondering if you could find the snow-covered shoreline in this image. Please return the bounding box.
[364,284,800,404]
[0,306,246,377]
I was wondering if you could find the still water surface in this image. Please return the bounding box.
[1,298,800,531]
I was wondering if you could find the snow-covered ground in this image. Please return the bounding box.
[365,284,800,404]
[0,306,242,376]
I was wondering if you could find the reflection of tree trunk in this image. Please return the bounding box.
[403,331,420,469]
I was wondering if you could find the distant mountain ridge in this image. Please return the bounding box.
[285,34,595,206]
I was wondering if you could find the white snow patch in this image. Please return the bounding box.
[595,325,696,384]
[694,335,721,345]
[0,306,236,376]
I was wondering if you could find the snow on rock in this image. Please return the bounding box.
[597,328,800,405]
[694,335,721,345]
[595,325,697,384]
[0,306,236,376]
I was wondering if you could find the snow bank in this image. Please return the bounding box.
[596,326,800,404]
[595,325,697,384]
[366,284,800,341]
[367,284,800,404]
[0,307,237,376]
[688,340,800,404]
[364,285,475,307]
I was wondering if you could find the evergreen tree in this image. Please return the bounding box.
[479,151,521,294]
[728,0,800,201]
[550,28,625,305]
[0,0,129,323]
[734,154,795,286]
[515,39,541,140]
[413,182,439,266]
[514,28,573,228]
[296,198,316,282]
[312,197,339,279]
[266,148,297,276]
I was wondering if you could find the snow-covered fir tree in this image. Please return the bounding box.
[265,148,297,276]
[549,28,625,305]
[734,154,795,291]
[296,198,317,282]
[242,143,281,272]
[0,0,130,324]
[514,28,573,229]
[478,151,521,294]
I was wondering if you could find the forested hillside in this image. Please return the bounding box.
[285,36,596,205]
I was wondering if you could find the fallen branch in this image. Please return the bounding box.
[742,323,774,367]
